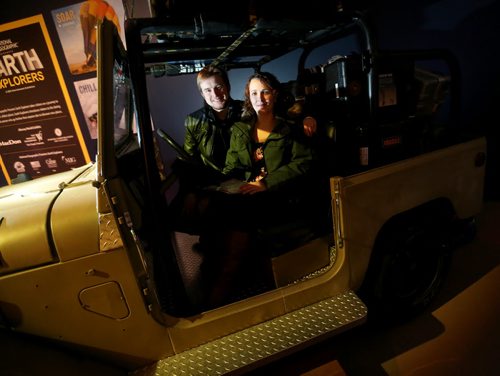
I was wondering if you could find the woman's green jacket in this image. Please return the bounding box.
[223,118,314,191]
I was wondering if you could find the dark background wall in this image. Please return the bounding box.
[1,0,498,199]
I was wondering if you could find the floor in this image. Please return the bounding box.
[249,201,500,376]
[1,202,498,376]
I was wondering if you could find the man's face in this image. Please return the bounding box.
[199,75,229,112]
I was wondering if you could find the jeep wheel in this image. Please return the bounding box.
[361,220,452,323]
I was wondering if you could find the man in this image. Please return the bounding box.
[183,65,241,176]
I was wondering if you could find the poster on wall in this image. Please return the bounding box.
[51,0,125,75]
[0,15,91,184]
[74,77,98,139]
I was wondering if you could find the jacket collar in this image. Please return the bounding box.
[204,98,242,125]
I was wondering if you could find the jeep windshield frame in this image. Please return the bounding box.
[97,19,137,180]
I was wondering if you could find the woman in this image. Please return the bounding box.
[223,71,315,197]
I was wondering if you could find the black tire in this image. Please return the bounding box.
[360,218,452,324]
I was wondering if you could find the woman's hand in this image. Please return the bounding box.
[239,181,267,195]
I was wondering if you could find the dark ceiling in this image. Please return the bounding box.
[148,0,371,23]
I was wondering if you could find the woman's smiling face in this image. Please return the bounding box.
[248,78,276,115]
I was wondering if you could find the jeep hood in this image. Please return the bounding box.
[0,163,99,276]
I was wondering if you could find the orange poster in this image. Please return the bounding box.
[51,0,125,75]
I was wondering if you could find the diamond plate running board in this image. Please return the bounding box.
[130,290,367,375]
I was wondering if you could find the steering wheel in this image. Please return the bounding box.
[156,128,193,163]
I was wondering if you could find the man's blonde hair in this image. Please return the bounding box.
[196,65,231,92]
